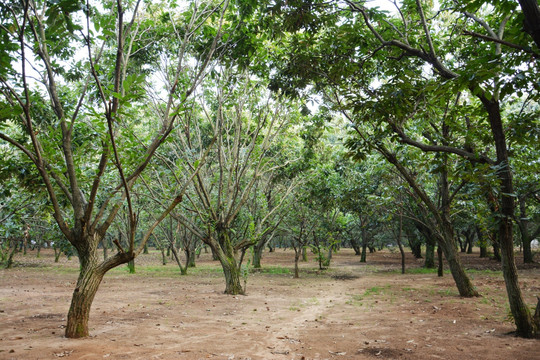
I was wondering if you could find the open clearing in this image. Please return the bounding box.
[0,249,539,360]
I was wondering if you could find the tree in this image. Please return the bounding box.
[259,0,539,337]
[0,0,230,337]
[155,67,300,294]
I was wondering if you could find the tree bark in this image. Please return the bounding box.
[65,264,105,338]
[222,258,244,294]
[437,217,478,296]
[425,238,435,268]
[65,236,104,338]
[437,246,443,277]
[170,244,187,275]
[481,97,537,337]
[210,231,244,295]
[252,242,264,268]
[518,0,540,49]
[293,246,301,278]
[350,237,361,255]
[302,246,308,261]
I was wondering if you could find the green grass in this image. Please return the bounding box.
[254,266,291,274]
[345,294,364,306]
[363,285,390,296]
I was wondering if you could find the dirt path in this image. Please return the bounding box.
[0,249,539,359]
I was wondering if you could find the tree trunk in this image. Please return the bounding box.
[252,243,264,268]
[170,245,187,275]
[221,258,244,294]
[518,0,540,48]
[466,232,474,254]
[360,242,367,262]
[293,246,301,278]
[437,245,443,277]
[127,259,135,274]
[103,241,108,260]
[458,235,467,253]
[186,248,196,268]
[438,161,477,296]
[211,230,244,295]
[65,237,104,338]
[64,229,136,339]
[482,97,537,337]
[5,238,18,269]
[350,238,361,255]
[438,224,478,296]
[302,246,308,262]
[65,263,105,338]
[477,226,488,258]
[424,238,435,268]
[160,247,167,265]
[360,221,368,262]
[492,236,502,262]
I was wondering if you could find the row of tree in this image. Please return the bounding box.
[1,0,539,338]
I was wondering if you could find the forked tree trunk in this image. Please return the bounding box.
[65,233,132,338]
[65,264,105,338]
[65,237,104,338]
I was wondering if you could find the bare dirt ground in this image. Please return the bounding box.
[0,248,539,360]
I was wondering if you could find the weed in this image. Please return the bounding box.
[363,285,390,296]
[346,294,364,306]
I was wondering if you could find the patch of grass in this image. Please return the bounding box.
[480,297,491,305]
[346,294,364,306]
[306,297,320,305]
[363,285,390,296]
[256,266,291,275]
[436,288,459,297]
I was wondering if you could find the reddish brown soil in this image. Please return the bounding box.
[0,248,539,360]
